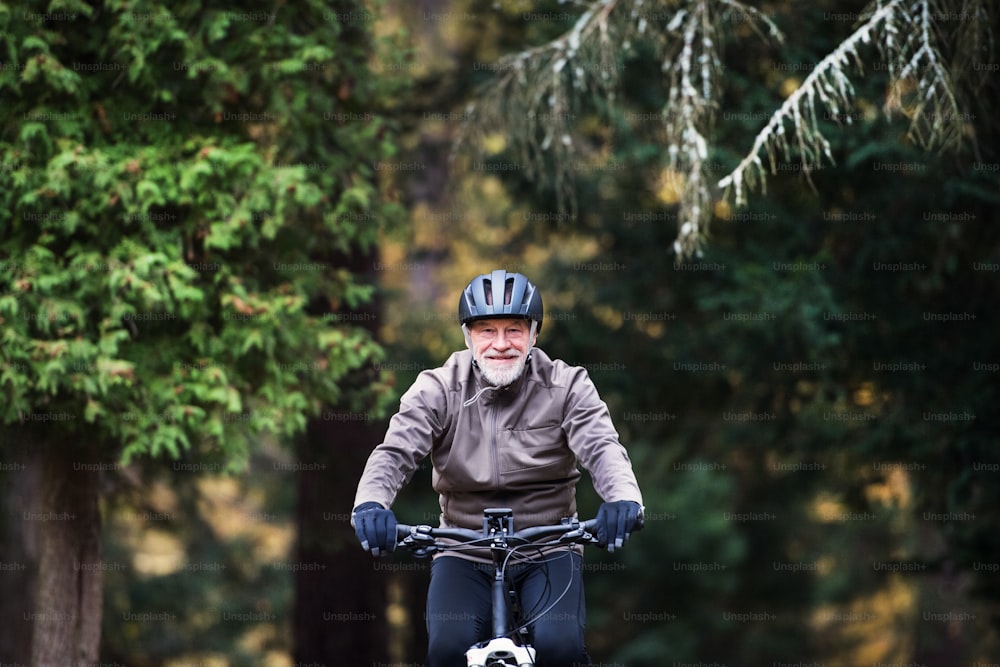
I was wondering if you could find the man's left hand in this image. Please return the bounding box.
[595,500,643,552]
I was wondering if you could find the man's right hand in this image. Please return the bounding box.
[352,502,397,557]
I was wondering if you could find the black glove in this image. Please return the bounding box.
[595,500,643,553]
[352,502,397,557]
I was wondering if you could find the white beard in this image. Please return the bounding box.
[477,351,528,387]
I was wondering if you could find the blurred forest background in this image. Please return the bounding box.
[1,1,999,666]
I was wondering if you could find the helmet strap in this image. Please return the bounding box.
[462,323,473,351]
[526,319,538,364]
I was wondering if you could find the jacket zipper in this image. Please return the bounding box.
[490,400,500,489]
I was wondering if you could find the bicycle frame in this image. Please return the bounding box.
[395,508,608,667]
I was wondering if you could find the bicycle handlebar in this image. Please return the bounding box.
[395,515,641,557]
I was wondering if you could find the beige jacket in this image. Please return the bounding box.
[355,348,643,537]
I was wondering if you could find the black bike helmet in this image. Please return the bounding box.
[458,269,543,332]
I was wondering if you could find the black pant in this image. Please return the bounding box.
[426,551,591,666]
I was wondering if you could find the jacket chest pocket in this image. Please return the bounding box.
[499,425,571,475]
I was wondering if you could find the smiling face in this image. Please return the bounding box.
[466,318,535,386]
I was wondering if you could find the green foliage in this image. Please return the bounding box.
[0,1,401,467]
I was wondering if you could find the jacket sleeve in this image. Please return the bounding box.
[562,368,644,506]
[352,372,445,510]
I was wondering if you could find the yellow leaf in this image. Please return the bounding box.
[714,199,732,220]
[655,168,685,205]
[483,133,507,155]
[780,77,801,98]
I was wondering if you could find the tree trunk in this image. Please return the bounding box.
[293,413,390,663]
[0,428,38,664]
[294,233,391,661]
[29,443,103,667]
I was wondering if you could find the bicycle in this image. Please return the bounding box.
[395,507,641,667]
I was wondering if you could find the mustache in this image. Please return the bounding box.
[484,352,521,359]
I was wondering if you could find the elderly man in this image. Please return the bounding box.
[353,269,643,666]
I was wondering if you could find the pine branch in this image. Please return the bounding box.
[717,0,901,206]
[882,0,964,150]
[455,0,782,258]
[662,0,716,256]
[663,0,782,256]
[454,0,625,215]
[718,0,986,207]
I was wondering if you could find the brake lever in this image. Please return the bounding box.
[408,531,436,544]
[395,527,434,555]
[555,527,600,545]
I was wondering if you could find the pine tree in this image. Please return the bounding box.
[0,2,399,664]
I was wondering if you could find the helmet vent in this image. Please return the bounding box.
[483,279,515,306]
